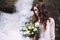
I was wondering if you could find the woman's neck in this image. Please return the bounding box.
[38,17,40,22]
[38,17,40,20]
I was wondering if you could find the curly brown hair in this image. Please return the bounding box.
[31,2,51,31]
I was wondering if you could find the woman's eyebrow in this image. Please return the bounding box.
[34,9,37,10]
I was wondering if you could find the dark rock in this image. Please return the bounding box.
[0,0,16,13]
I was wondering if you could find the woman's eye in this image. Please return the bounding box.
[34,9,37,11]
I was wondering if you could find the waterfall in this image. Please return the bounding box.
[0,0,34,40]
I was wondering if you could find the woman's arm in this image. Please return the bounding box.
[50,19,55,40]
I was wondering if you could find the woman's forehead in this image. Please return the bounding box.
[34,7,37,9]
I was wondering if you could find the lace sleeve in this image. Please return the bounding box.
[50,19,55,40]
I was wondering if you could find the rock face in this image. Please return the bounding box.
[0,0,16,13]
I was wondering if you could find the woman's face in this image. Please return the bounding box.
[34,6,39,17]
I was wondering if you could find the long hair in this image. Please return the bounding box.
[31,2,51,31]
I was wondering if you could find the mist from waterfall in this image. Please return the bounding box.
[0,0,34,40]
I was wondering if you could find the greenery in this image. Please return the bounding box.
[20,23,40,37]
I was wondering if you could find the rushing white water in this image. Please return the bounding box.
[0,0,34,40]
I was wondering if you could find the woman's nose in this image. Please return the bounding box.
[35,11,37,13]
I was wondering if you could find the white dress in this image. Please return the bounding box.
[35,17,55,40]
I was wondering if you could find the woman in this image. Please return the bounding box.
[31,2,55,40]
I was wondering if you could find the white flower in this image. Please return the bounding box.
[33,28,37,31]
[28,26,32,29]
[23,31,30,34]
[31,27,34,29]
[27,31,30,34]
[31,32,34,34]
[24,28,28,31]
[23,32,27,34]
[35,22,39,27]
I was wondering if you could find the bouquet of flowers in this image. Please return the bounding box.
[21,23,40,37]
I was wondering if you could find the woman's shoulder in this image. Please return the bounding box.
[49,17,55,23]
